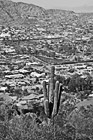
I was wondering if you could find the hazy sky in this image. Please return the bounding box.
[12,0,93,9]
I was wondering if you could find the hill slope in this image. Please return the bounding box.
[0,0,47,25]
[0,0,75,26]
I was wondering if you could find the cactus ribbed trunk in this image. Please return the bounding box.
[43,81,47,99]
[52,81,59,117]
[49,66,55,103]
[57,84,63,113]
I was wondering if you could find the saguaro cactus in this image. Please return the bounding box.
[43,66,63,119]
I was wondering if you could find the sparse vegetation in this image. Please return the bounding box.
[0,0,93,140]
[0,94,93,140]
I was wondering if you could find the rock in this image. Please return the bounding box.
[16,100,27,106]
[31,77,38,84]
[22,94,37,100]
[5,74,24,79]
[31,84,42,90]
[30,72,45,78]
[9,96,17,101]
[0,93,13,103]
[0,87,7,92]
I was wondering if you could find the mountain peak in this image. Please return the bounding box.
[0,0,76,26]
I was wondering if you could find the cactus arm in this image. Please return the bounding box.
[43,81,47,100]
[47,79,50,101]
[52,81,59,117]
[43,81,50,117]
[57,84,63,114]
[44,99,50,117]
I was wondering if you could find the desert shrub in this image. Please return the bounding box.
[54,96,93,140]
[0,90,93,140]
[68,74,93,95]
[0,100,78,140]
[66,105,93,140]
[0,112,71,140]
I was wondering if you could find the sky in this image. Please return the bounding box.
[12,0,93,9]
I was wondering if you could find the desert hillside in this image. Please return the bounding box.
[0,0,76,26]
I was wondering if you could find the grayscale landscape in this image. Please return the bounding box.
[0,0,93,140]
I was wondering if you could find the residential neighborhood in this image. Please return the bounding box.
[0,0,93,139]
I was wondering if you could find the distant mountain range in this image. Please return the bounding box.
[54,5,93,13]
[0,0,92,26]
[70,5,93,13]
[0,0,47,25]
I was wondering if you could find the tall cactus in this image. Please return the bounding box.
[43,66,63,119]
